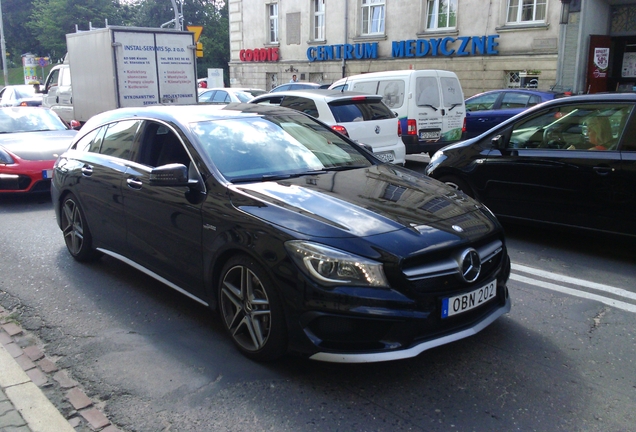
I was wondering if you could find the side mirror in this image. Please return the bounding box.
[491,134,504,149]
[69,120,82,130]
[149,163,189,187]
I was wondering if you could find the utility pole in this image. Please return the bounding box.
[0,0,8,86]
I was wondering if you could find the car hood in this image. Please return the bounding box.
[0,130,77,161]
[229,164,496,240]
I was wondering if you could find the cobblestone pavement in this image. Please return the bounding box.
[0,305,121,432]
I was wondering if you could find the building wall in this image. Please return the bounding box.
[229,0,561,96]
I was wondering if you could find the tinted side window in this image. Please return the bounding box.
[212,91,230,103]
[466,93,499,111]
[280,96,319,117]
[253,96,283,106]
[198,91,214,103]
[416,77,441,107]
[508,103,633,151]
[329,99,393,122]
[137,121,191,168]
[501,93,531,109]
[73,127,102,153]
[100,120,142,160]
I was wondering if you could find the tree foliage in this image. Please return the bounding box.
[1,0,228,79]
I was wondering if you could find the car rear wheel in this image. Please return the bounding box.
[218,255,287,361]
[439,175,474,198]
[60,193,102,262]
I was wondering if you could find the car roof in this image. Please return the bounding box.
[81,103,307,130]
[467,88,563,99]
[252,89,384,102]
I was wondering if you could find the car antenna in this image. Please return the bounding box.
[341,76,349,93]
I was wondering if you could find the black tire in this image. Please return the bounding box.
[60,193,102,262]
[438,175,475,198]
[218,255,287,361]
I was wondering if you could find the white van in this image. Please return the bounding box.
[41,63,74,123]
[329,70,466,155]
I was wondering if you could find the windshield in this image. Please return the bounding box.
[0,108,68,133]
[190,114,372,181]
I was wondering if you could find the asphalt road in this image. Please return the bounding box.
[1,172,635,431]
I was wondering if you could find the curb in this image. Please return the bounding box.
[0,305,121,431]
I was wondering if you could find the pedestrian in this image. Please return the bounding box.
[290,74,298,83]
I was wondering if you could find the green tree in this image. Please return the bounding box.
[1,0,44,64]
[28,0,122,60]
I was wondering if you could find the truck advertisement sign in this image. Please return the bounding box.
[113,31,196,107]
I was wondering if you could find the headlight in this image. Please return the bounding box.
[0,148,14,164]
[425,152,446,176]
[285,240,389,288]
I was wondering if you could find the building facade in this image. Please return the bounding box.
[228,1,636,97]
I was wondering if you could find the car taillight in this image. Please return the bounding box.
[332,125,349,137]
[462,117,466,133]
[407,119,417,135]
[19,102,28,106]
[397,120,402,137]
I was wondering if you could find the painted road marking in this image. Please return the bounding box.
[511,263,636,314]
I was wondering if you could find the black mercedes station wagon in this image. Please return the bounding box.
[52,103,511,362]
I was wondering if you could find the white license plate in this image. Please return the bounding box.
[42,170,53,179]
[376,152,395,163]
[419,131,440,140]
[441,280,496,318]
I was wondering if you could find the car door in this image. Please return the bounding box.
[465,92,503,138]
[0,87,13,106]
[66,120,141,252]
[476,102,632,231]
[122,120,206,296]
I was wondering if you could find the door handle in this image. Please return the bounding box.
[80,165,93,176]
[126,177,143,189]
[593,166,614,176]
[56,96,59,103]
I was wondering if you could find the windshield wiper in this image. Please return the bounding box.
[323,165,368,172]
[420,104,438,111]
[448,103,461,112]
[231,170,327,183]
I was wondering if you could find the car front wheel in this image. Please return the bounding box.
[218,255,287,361]
[60,193,102,262]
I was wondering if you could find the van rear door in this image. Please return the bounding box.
[439,74,465,142]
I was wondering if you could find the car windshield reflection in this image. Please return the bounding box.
[190,115,372,182]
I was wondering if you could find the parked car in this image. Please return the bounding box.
[426,93,636,237]
[464,89,563,138]
[231,87,267,98]
[0,84,43,107]
[270,82,322,92]
[198,88,254,104]
[51,103,511,363]
[0,107,77,193]
[250,89,406,164]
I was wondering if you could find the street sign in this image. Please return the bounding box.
[187,26,204,57]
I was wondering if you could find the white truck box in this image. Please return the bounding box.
[44,26,197,123]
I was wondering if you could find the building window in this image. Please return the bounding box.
[505,71,521,88]
[426,0,458,30]
[313,0,326,40]
[361,0,385,35]
[506,0,546,24]
[268,3,279,43]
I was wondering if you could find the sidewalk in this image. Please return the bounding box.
[0,306,119,431]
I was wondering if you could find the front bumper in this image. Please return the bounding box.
[309,294,510,363]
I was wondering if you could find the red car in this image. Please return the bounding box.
[0,107,77,193]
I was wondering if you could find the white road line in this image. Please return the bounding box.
[510,274,636,314]
[511,263,636,301]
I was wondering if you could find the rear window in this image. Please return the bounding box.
[416,77,441,107]
[440,77,463,107]
[328,99,394,123]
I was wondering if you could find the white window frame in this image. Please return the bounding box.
[506,0,547,24]
[361,0,386,35]
[425,0,458,31]
[268,3,279,44]
[312,0,326,41]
